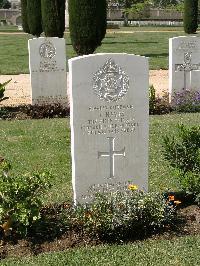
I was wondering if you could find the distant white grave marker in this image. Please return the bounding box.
[69,53,149,203]
[169,36,200,100]
[28,37,67,106]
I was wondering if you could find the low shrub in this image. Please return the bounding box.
[65,189,177,241]
[163,124,200,204]
[0,160,53,237]
[149,85,171,115]
[171,89,200,113]
[0,104,69,120]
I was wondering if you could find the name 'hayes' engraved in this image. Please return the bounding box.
[81,104,138,135]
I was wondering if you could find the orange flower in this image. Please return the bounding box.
[168,195,175,201]
[85,211,92,219]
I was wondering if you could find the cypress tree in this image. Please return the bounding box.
[68,0,107,55]
[184,0,198,34]
[41,0,66,38]
[21,0,30,34]
[27,0,43,37]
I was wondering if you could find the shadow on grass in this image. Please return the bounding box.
[102,41,158,45]
[143,53,168,57]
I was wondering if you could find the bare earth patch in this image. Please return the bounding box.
[0,205,199,260]
[0,70,168,107]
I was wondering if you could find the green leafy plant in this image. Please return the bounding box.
[163,124,200,203]
[0,79,11,103]
[69,189,176,241]
[0,160,53,237]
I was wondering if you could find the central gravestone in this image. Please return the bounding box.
[69,54,149,203]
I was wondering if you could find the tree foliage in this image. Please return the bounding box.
[151,0,181,8]
[41,0,66,38]
[27,0,43,37]
[69,0,107,55]
[21,0,30,34]
[184,0,198,34]
[0,0,11,9]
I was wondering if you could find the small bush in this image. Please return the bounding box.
[149,85,171,115]
[163,124,200,203]
[0,160,53,237]
[0,103,69,120]
[171,89,200,113]
[66,189,176,241]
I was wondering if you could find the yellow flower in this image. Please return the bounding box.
[128,184,138,191]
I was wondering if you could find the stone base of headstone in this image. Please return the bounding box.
[28,37,68,107]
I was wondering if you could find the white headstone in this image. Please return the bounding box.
[169,36,200,100]
[69,53,149,203]
[28,37,67,106]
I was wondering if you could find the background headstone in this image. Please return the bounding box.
[169,36,200,100]
[28,37,67,106]
[69,53,149,203]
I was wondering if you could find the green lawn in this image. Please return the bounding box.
[0,113,199,203]
[0,28,193,74]
[2,236,200,265]
[0,25,21,33]
[0,113,200,264]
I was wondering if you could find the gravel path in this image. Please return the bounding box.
[0,70,168,107]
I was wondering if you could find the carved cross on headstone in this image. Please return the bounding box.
[175,52,200,91]
[98,137,125,179]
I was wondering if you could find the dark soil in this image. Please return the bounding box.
[0,205,199,261]
[0,104,70,120]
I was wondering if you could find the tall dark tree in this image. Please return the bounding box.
[27,0,43,37]
[69,0,107,55]
[184,0,198,34]
[41,0,66,38]
[0,0,11,9]
[21,0,30,34]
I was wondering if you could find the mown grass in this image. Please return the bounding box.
[0,113,200,203]
[0,25,20,32]
[0,28,193,74]
[0,114,200,264]
[2,236,200,265]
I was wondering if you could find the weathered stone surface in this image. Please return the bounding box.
[69,53,149,203]
[169,36,200,100]
[28,37,67,106]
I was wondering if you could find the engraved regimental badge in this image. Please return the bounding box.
[39,40,56,59]
[93,58,129,102]
[39,39,57,72]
